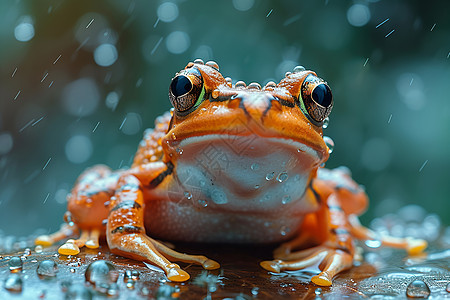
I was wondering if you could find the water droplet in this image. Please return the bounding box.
[37,260,58,279]
[66,283,93,300]
[406,280,430,298]
[323,136,334,154]
[315,288,322,295]
[4,274,23,293]
[365,239,382,249]
[107,283,120,296]
[198,199,208,207]
[254,184,260,189]
[124,270,140,281]
[247,287,258,297]
[266,172,275,180]
[446,282,450,293]
[9,257,23,273]
[322,117,329,129]
[281,195,292,204]
[23,248,31,256]
[280,226,290,236]
[184,191,192,200]
[85,260,118,286]
[176,147,184,155]
[277,172,289,183]
[251,163,260,170]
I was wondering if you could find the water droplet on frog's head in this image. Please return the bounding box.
[281,195,292,204]
[277,172,289,183]
[266,172,275,180]
[4,273,23,293]
[323,136,334,154]
[85,260,118,286]
[250,163,259,171]
[8,257,23,273]
[322,117,329,129]
[37,260,58,279]
[406,279,430,298]
[66,283,93,300]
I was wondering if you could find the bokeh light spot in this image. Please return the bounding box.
[157,2,179,23]
[166,31,190,54]
[94,43,118,67]
[105,91,120,111]
[14,18,35,42]
[361,138,392,171]
[120,112,142,136]
[0,132,13,155]
[232,0,254,11]
[65,135,93,164]
[347,4,371,27]
[62,78,100,117]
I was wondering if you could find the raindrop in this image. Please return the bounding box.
[406,279,430,298]
[105,91,120,111]
[232,0,254,11]
[251,163,259,171]
[37,260,58,279]
[14,16,35,42]
[157,2,179,23]
[323,136,334,154]
[166,31,190,54]
[347,4,371,27]
[0,132,13,155]
[184,191,193,200]
[9,257,23,273]
[265,172,275,181]
[66,283,93,300]
[281,195,291,205]
[65,135,93,164]
[280,226,290,236]
[322,117,329,129]
[198,199,208,207]
[85,260,118,286]
[94,44,118,67]
[4,274,23,293]
[276,172,289,183]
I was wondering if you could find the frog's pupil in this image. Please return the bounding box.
[171,75,192,97]
[312,84,332,107]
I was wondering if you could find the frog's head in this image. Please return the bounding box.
[162,60,333,210]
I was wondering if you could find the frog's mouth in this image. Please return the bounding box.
[170,134,321,214]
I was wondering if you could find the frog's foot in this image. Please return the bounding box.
[260,245,353,287]
[35,223,78,247]
[58,228,101,255]
[107,173,219,282]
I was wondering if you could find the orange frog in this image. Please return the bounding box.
[36,59,427,286]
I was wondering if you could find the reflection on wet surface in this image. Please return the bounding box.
[0,240,449,299]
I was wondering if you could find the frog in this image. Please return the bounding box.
[35,59,427,286]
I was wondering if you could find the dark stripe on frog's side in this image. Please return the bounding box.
[308,180,321,205]
[110,200,141,213]
[110,225,144,234]
[148,161,175,188]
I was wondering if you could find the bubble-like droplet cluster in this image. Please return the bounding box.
[8,257,23,273]
[406,279,431,298]
[37,260,58,279]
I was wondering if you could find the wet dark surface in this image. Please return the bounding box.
[0,241,449,299]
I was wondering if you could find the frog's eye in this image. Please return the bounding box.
[300,74,333,123]
[169,68,204,113]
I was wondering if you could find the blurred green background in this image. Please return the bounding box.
[0,0,449,238]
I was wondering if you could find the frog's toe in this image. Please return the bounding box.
[166,264,190,282]
[260,260,281,273]
[202,258,220,270]
[406,238,427,255]
[58,239,81,255]
[311,273,333,286]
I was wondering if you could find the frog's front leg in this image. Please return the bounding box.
[261,192,356,286]
[107,167,219,282]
